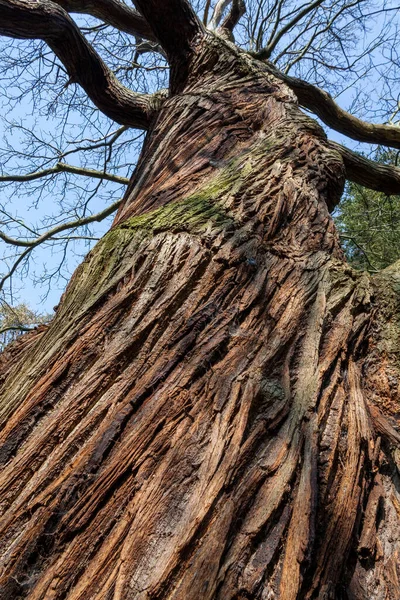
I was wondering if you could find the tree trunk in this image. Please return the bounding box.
[0,37,399,600]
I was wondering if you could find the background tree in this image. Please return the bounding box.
[336,148,400,271]
[0,299,49,350]
[1,1,400,599]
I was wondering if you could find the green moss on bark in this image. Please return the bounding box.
[53,136,284,323]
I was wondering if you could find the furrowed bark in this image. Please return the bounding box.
[0,36,399,600]
[0,0,157,129]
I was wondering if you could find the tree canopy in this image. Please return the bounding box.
[1,0,400,313]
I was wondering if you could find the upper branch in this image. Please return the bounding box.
[256,0,325,60]
[262,61,400,150]
[0,197,121,292]
[134,0,204,89]
[220,0,246,35]
[209,0,231,29]
[330,141,400,197]
[0,162,130,185]
[0,197,121,249]
[51,0,156,41]
[0,0,158,129]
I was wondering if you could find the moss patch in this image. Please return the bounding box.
[53,176,239,329]
[52,138,277,325]
[119,193,233,235]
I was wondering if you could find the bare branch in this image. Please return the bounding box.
[0,197,121,291]
[339,234,378,272]
[0,197,121,248]
[134,0,204,69]
[261,60,400,149]
[330,141,400,197]
[0,324,35,335]
[0,0,159,129]
[257,0,326,60]
[52,0,156,41]
[0,246,33,292]
[0,163,130,185]
[220,0,247,34]
[203,0,212,26]
[209,0,231,29]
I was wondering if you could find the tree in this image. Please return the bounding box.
[1,0,400,302]
[0,1,400,598]
[0,299,49,350]
[336,149,400,271]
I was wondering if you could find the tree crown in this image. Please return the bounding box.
[1,0,400,319]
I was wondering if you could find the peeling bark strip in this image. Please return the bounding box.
[1,36,400,600]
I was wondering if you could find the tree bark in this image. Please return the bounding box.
[0,36,399,600]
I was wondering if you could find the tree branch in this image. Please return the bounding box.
[261,60,400,150]
[0,0,159,129]
[0,163,129,185]
[203,0,212,26]
[256,0,325,60]
[0,324,36,335]
[209,0,231,29]
[0,198,122,249]
[133,0,204,91]
[220,0,246,34]
[330,141,400,197]
[52,0,156,41]
[0,197,121,292]
[339,235,378,273]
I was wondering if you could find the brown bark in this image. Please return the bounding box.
[133,0,203,57]
[134,0,204,92]
[263,61,400,150]
[0,36,400,600]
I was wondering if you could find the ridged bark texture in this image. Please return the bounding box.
[0,37,399,599]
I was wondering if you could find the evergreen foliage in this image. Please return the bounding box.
[335,149,400,271]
